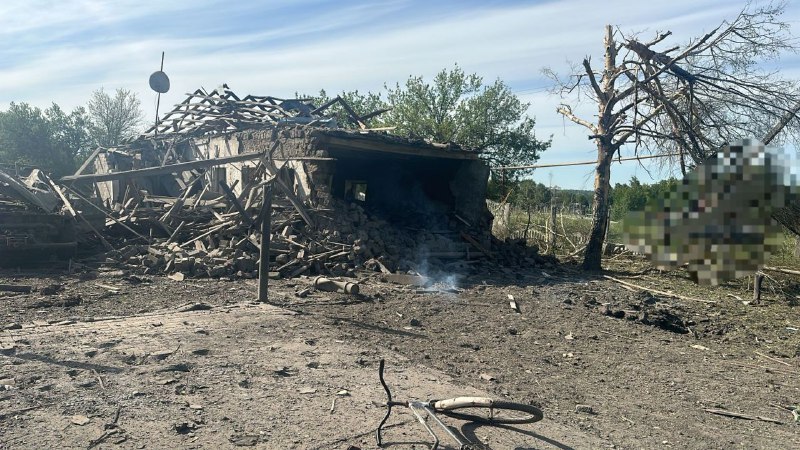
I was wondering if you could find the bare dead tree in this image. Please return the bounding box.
[544,2,800,270]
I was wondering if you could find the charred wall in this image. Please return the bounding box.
[323,148,490,233]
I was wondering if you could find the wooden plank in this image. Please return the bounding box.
[460,232,493,259]
[703,408,782,424]
[160,174,203,223]
[40,174,115,251]
[359,108,391,121]
[62,151,266,183]
[165,221,186,245]
[219,180,254,227]
[42,174,77,218]
[0,169,53,211]
[603,275,716,304]
[336,97,367,129]
[73,147,104,176]
[762,265,800,276]
[60,184,150,244]
[179,222,232,248]
[263,160,315,228]
[0,284,33,293]
[61,152,335,183]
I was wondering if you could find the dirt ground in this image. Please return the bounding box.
[1,255,798,449]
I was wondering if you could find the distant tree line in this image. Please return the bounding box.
[0,88,143,177]
[489,176,679,219]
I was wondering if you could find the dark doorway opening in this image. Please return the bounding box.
[328,149,464,227]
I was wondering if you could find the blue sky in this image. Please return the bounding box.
[2,0,799,189]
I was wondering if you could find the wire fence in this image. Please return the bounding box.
[487,199,610,256]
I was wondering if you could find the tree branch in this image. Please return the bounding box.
[582,58,604,100]
[556,104,597,132]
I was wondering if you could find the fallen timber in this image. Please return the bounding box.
[60,154,335,183]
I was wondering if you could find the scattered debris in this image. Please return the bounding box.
[229,434,260,447]
[167,272,185,282]
[156,363,192,373]
[575,404,595,414]
[273,367,296,377]
[173,422,198,434]
[31,295,81,309]
[479,373,496,382]
[176,303,213,313]
[87,428,123,449]
[603,275,716,304]
[0,284,33,293]
[313,276,360,295]
[754,351,793,367]
[704,408,782,424]
[382,273,429,286]
[39,283,64,295]
[70,415,91,426]
[0,404,49,420]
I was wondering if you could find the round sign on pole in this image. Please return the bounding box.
[149,71,170,93]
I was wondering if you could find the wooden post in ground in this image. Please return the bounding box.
[549,204,557,255]
[501,203,511,238]
[794,235,800,259]
[258,183,273,302]
[753,272,765,303]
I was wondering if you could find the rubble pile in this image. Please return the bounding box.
[0,168,95,266]
[3,168,546,278]
[102,187,491,280]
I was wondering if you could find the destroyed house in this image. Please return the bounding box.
[64,88,492,235]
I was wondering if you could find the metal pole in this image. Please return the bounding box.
[258,183,273,302]
[154,51,164,137]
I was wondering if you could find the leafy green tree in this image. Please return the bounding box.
[0,102,91,176]
[385,65,550,175]
[307,66,550,186]
[87,88,143,147]
[45,104,93,165]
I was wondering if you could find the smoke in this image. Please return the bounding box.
[413,245,462,293]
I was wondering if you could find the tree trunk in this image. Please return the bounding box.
[582,24,617,271]
[582,148,613,270]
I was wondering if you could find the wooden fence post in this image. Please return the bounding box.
[258,183,273,303]
[502,203,511,237]
[794,235,800,258]
[549,204,557,255]
[753,272,765,303]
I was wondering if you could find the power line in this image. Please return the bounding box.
[496,152,683,170]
